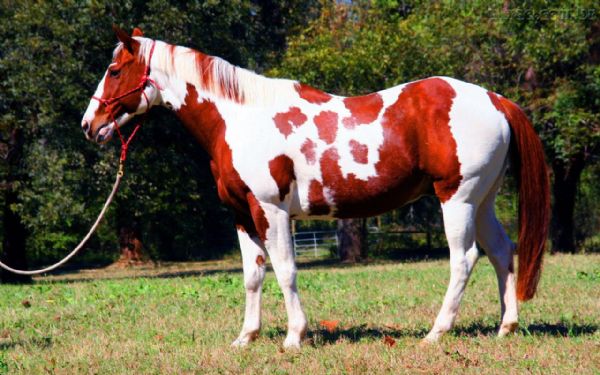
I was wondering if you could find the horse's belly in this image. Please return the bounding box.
[293,171,432,219]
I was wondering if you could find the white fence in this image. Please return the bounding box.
[292,230,338,257]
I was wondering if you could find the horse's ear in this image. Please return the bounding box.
[132,27,144,37]
[112,24,134,54]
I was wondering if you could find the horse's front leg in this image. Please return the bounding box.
[261,202,308,349]
[231,219,267,347]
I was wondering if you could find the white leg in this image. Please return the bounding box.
[477,200,518,337]
[425,201,479,342]
[231,226,267,347]
[262,203,307,349]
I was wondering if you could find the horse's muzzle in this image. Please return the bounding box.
[93,123,114,144]
[82,120,92,140]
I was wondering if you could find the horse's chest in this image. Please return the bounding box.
[210,159,250,212]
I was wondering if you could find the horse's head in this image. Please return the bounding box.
[81,25,160,143]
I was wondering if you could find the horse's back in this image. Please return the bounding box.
[221,76,511,218]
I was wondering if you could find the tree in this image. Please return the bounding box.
[494,2,600,252]
[337,218,368,262]
[0,129,30,283]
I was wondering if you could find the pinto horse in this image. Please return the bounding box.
[82,26,549,348]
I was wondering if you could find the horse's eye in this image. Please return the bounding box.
[109,69,120,78]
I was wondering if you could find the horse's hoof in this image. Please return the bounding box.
[419,337,438,347]
[421,329,444,345]
[283,336,302,350]
[498,322,518,337]
[231,338,249,348]
[231,331,259,348]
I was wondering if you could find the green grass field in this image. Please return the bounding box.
[0,253,598,374]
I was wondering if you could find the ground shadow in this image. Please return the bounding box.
[376,246,450,262]
[32,247,451,284]
[521,322,598,337]
[0,336,52,350]
[33,266,245,285]
[264,325,429,344]
[453,320,598,337]
[309,325,430,345]
[264,320,598,345]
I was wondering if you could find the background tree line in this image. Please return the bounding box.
[0,0,598,281]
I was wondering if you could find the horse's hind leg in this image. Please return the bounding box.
[425,200,480,342]
[476,178,518,336]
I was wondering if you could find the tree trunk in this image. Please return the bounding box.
[1,129,31,283]
[550,153,586,253]
[337,218,367,262]
[113,225,145,267]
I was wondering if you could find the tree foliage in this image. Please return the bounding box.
[273,0,600,252]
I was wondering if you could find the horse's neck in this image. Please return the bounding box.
[157,75,242,158]
[152,47,305,158]
[158,84,289,156]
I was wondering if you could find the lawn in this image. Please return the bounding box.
[0,253,598,374]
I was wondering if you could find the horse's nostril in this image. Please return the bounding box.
[82,121,90,133]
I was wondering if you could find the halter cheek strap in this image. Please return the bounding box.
[92,40,161,162]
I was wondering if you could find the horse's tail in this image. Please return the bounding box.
[491,94,550,301]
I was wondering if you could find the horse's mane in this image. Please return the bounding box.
[121,38,299,106]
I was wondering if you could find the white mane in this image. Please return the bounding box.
[132,38,299,106]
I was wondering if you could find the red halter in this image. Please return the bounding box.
[92,40,161,162]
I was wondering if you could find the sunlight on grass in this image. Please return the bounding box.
[0,254,598,373]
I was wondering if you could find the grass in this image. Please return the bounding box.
[0,253,598,374]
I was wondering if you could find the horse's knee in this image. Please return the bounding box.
[243,263,266,291]
[275,265,297,290]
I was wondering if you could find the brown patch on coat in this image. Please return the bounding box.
[349,140,368,164]
[273,107,308,138]
[247,193,269,242]
[256,255,265,266]
[314,111,338,144]
[269,155,295,201]
[342,93,383,128]
[295,83,332,104]
[307,179,330,215]
[301,139,317,165]
[383,79,461,203]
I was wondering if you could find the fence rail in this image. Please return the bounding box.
[292,230,338,257]
[292,228,441,257]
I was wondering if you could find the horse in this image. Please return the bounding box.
[82,26,550,348]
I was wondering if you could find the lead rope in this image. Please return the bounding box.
[0,127,141,276]
[0,41,158,276]
[0,164,124,276]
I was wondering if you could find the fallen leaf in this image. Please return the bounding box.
[21,300,31,308]
[383,335,396,347]
[154,334,163,341]
[320,320,340,333]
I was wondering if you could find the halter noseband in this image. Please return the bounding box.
[92,40,161,162]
